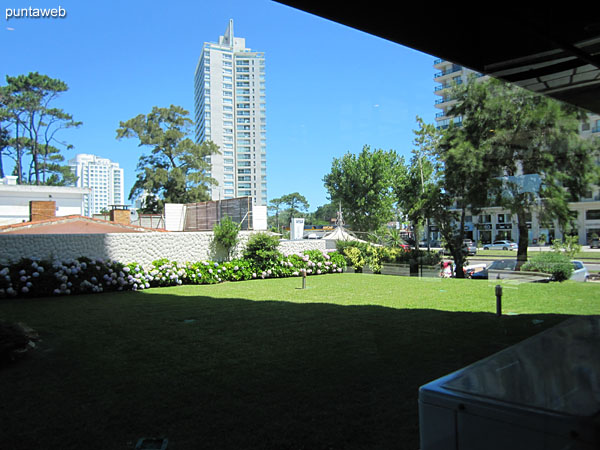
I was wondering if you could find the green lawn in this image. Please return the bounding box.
[1,274,598,450]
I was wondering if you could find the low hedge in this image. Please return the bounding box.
[337,240,441,274]
[521,252,574,282]
[0,251,347,299]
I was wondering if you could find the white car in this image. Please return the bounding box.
[483,240,518,251]
[570,260,589,282]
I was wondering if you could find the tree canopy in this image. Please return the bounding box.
[279,192,309,219]
[446,77,599,266]
[323,145,400,232]
[268,192,310,231]
[391,78,599,275]
[0,72,80,185]
[116,105,218,207]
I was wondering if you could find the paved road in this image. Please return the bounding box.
[464,247,600,273]
[467,258,600,273]
[429,246,600,272]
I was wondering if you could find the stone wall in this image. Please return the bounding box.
[0,232,330,266]
[278,239,327,255]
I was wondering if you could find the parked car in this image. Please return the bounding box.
[590,237,600,249]
[463,239,477,256]
[443,240,477,256]
[470,259,517,279]
[419,240,440,248]
[570,260,589,282]
[483,240,518,251]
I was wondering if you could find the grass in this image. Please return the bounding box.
[0,274,598,450]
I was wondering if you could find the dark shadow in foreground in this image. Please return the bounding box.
[0,292,578,450]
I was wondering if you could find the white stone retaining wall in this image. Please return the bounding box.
[278,239,327,255]
[0,232,330,266]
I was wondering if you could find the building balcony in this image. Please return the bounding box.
[434,65,463,80]
[434,79,463,93]
[435,97,457,106]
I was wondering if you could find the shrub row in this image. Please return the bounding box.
[336,240,442,273]
[521,251,574,282]
[0,250,347,299]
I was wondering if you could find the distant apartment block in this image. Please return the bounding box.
[194,19,267,206]
[68,154,124,216]
[433,58,488,129]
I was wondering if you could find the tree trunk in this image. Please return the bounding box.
[516,209,529,270]
[453,208,467,278]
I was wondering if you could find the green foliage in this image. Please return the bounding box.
[367,227,392,246]
[550,235,582,259]
[337,239,441,274]
[385,228,408,248]
[365,245,387,274]
[242,232,282,271]
[279,192,310,219]
[342,247,365,271]
[0,250,348,299]
[269,192,310,230]
[116,105,218,206]
[267,197,285,231]
[212,216,240,261]
[450,77,598,262]
[380,248,441,266]
[323,145,400,232]
[394,116,441,228]
[521,252,574,282]
[0,72,81,185]
[313,202,338,224]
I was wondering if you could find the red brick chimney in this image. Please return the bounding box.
[29,201,56,222]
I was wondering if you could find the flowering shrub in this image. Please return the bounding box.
[0,257,134,298]
[0,250,347,299]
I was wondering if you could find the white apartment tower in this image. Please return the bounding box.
[194,20,267,205]
[68,154,125,216]
[433,59,487,129]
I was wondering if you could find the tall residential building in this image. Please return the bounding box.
[433,59,487,129]
[68,154,124,216]
[194,19,267,206]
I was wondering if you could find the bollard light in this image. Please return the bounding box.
[495,284,503,316]
[302,269,306,289]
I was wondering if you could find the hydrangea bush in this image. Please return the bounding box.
[0,251,347,299]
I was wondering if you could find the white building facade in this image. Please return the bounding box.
[0,176,90,225]
[432,59,600,245]
[68,154,125,216]
[194,19,267,206]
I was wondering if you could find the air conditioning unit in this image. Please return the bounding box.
[418,316,600,449]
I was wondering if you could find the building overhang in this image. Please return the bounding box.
[274,2,600,115]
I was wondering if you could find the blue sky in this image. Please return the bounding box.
[2,0,437,211]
